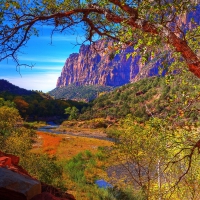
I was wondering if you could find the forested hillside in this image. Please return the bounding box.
[0,80,88,121]
[79,73,200,125]
[0,79,34,95]
[49,84,114,102]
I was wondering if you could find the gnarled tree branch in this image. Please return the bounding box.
[0,1,200,78]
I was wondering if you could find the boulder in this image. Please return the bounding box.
[0,167,41,200]
[0,151,30,177]
[0,156,12,167]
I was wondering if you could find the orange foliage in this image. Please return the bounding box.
[34,131,113,160]
[36,131,62,155]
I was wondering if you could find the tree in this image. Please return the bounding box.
[0,0,200,78]
[13,96,29,119]
[0,106,23,136]
[110,116,168,199]
[0,98,15,107]
[0,105,33,157]
[65,106,79,120]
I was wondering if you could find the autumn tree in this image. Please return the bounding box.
[111,115,200,199]
[0,102,32,156]
[13,96,29,119]
[0,0,200,77]
[0,106,22,136]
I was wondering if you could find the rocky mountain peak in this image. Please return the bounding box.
[56,40,148,88]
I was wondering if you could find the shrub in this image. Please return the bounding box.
[20,153,66,191]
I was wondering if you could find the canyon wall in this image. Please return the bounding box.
[56,40,156,87]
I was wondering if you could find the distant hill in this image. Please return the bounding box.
[0,79,88,121]
[0,79,34,95]
[48,84,114,102]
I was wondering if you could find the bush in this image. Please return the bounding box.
[106,127,121,138]
[0,106,22,136]
[20,153,66,191]
[65,150,106,185]
[3,127,33,156]
[97,187,146,200]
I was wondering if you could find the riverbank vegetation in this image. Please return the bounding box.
[0,99,66,190]
[108,116,200,199]
[49,85,114,102]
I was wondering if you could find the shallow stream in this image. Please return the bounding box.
[38,125,115,142]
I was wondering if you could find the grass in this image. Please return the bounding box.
[24,121,47,129]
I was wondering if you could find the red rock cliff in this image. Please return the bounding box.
[56,40,145,88]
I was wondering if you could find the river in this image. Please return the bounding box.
[38,124,115,142]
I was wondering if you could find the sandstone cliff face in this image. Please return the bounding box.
[56,40,147,88]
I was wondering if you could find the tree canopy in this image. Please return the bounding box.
[0,0,200,78]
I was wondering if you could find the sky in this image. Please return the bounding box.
[0,25,85,92]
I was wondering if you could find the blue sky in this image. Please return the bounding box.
[0,26,85,92]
